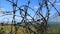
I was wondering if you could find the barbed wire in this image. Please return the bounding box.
[0,0,60,34]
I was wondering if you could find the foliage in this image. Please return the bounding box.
[0,28,5,34]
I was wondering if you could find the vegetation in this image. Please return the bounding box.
[0,28,5,34]
[0,23,60,34]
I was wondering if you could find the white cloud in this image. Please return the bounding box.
[49,16,60,22]
[55,3,60,5]
[34,6,39,10]
[48,2,60,5]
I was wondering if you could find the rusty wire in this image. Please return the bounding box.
[0,0,60,34]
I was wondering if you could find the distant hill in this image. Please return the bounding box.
[48,22,60,27]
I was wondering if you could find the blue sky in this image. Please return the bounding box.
[0,0,60,23]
